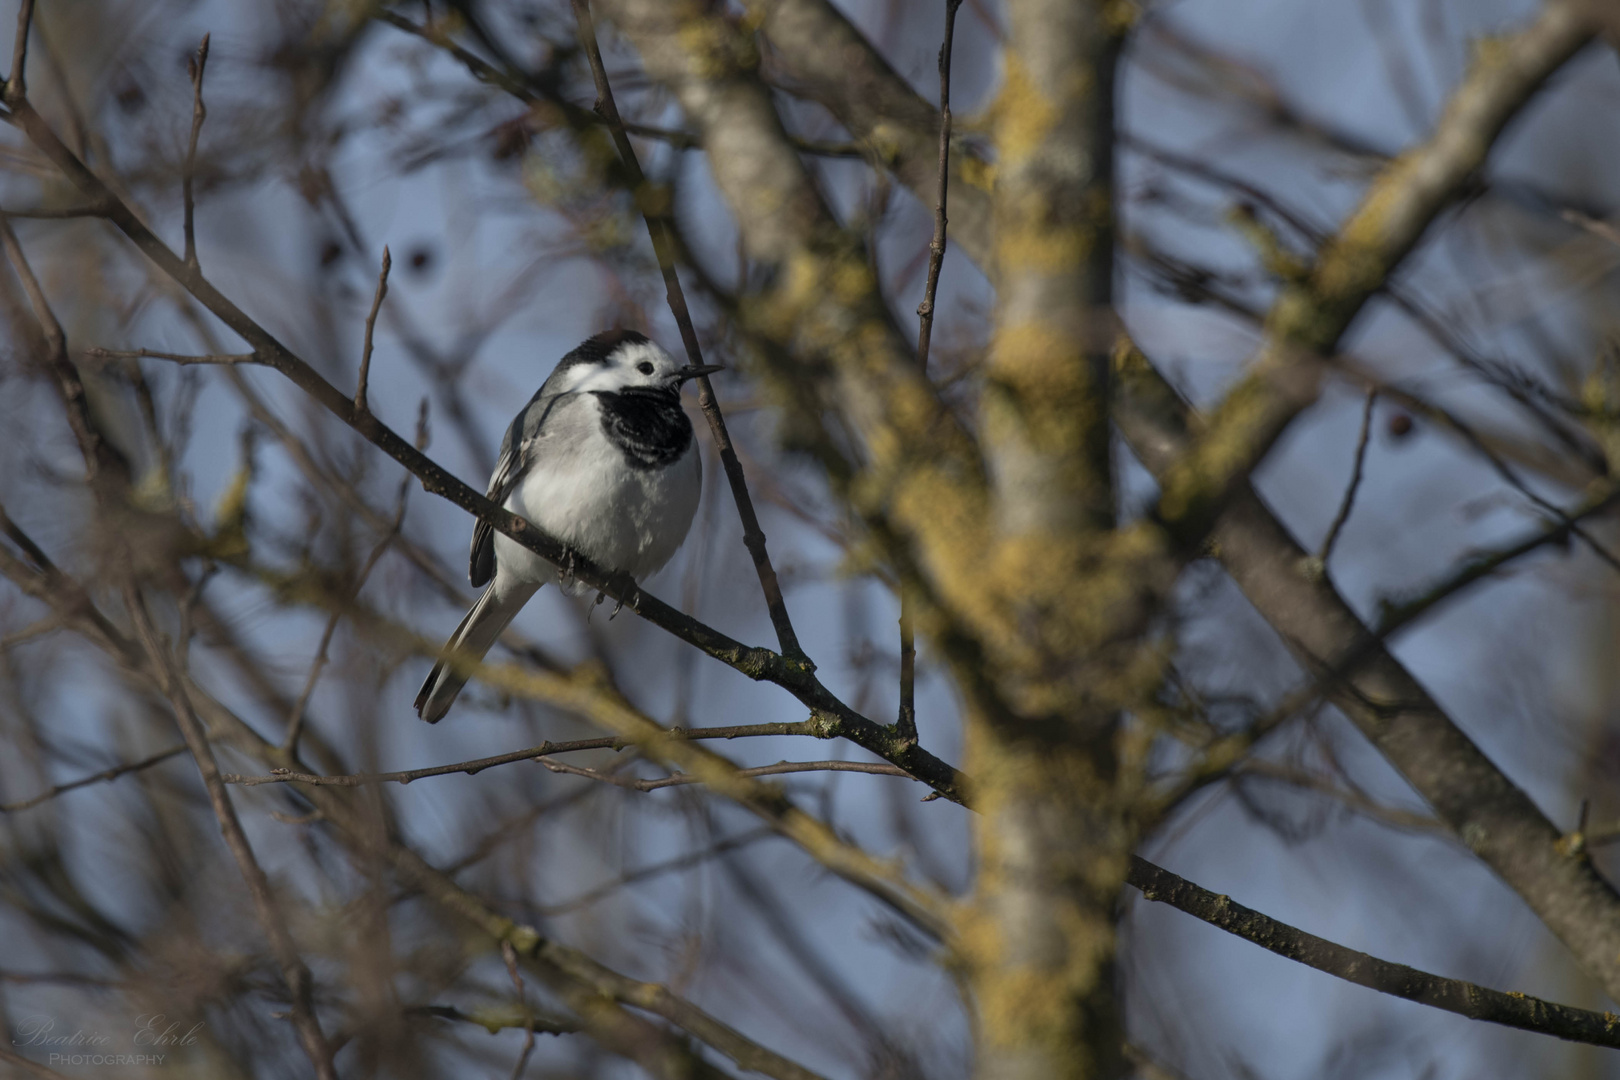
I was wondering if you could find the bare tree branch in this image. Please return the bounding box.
[282,470,407,752]
[539,757,916,791]
[1115,344,1620,1001]
[500,940,538,1080]
[1154,0,1598,536]
[0,744,186,813]
[0,214,129,484]
[123,587,339,1079]
[746,0,994,268]
[224,724,830,788]
[1314,389,1377,568]
[85,346,258,366]
[5,0,33,99]
[181,33,208,269]
[354,245,390,415]
[898,0,964,749]
[1129,856,1620,1048]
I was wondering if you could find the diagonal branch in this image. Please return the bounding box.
[1129,856,1620,1048]
[0,1044,70,1080]
[0,744,186,813]
[0,213,129,484]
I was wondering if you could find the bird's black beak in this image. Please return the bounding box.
[676,364,725,382]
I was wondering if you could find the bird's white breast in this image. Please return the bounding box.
[492,399,702,590]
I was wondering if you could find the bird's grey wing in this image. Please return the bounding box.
[468,392,575,587]
[469,397,534,587]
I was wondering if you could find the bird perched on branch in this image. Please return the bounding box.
[415,329,720,722]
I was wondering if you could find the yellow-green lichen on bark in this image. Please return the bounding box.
[957,720,1130,1079]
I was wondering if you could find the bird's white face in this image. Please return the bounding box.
[558,340,685,395]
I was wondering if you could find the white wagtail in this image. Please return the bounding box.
[414,329,721,722]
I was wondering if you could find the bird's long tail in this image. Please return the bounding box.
[414,581,539,723]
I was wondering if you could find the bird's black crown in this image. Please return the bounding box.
[557,328,651,372]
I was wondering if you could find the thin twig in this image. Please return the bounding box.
[0,213,127,483]
[6,0,33,99]
[1316,389,1376,566]
[897,0,962,748]
[182,33,209,268]
[123,587,339,1079]
[1231,760,1445,835]
[376,11,862,159]
[283,609,342,751]
[0,969,121,987]
[84,346,258,366]
[0,745,187,812]
[1372,479,1620,638]
[356,245,391,414]
[282,470,408,751]
[913,0,962,359]
[412,1003,578,1037]
[1128,856,1620,1048]
[0,615,58,650]
[571,0,807,664]
[0,202,109,219]
[540,758,916,792]
[1562,207,1620,249]
[0,500,56,574]
[500,941,538,1080]
[228,722,828,788]
[1429,397,1620,574]
[539,827,774,915]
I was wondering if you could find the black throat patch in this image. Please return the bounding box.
[592,387,693,469]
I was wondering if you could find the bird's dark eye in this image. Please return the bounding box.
[637,361,654,375]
